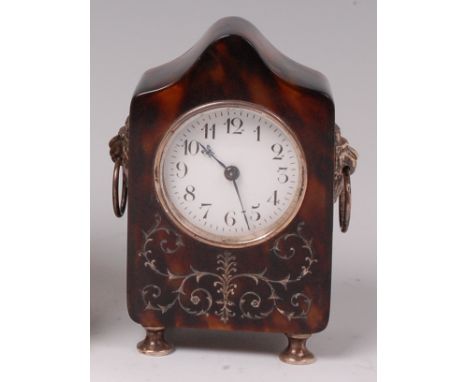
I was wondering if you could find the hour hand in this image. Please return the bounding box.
[197,141,227,169]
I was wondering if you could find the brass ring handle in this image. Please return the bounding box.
[339,166,351,233]
[112,161,127,217]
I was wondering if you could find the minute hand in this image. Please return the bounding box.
[232,179,250,231]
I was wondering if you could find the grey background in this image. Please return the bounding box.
[91,0,376,380]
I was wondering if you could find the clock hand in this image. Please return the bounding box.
[232,178,251,231]
[196,141,250,231]
[197,141,227,169]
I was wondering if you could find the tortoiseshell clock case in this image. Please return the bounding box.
[109,17,357,365]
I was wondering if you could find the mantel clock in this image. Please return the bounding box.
[109,17,358,365]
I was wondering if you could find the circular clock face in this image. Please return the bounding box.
[154,101,307,248]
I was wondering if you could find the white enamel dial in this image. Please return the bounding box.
[154,101,307,248]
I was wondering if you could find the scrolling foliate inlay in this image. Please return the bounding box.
[138,214,317,323]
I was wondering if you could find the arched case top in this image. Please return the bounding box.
[133,16,332,99]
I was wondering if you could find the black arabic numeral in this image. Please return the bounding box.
[267,190,279,206]
[250,203,261,221]
[199,203,212,219]
[224,211,236,226]
[202,123,216,139]
[271,143,284,160]
[225,117,244,134]
[175,161,188,178]
[184,140,200,155]
[184,185,196,201]
[277,167,289,183]
[254,125,261,141]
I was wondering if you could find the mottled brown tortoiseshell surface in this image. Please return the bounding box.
[126,17,335,335]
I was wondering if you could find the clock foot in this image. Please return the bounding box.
[279,334,315,365]
[137,327,174,356]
